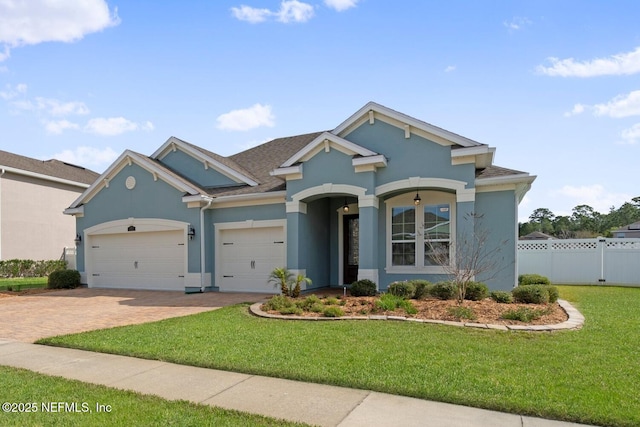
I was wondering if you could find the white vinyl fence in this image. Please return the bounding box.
[517,238,640,286]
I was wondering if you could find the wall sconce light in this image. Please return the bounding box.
[413,191,421,206]
[74,233,82,245]
[342,198,350,213]
[188,226,196,240]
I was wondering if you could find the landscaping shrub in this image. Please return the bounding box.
[447,306,477,321]
[324,297,340,305]
[512,285,549,304]
[518,274,551,286]
[262,295,294,311]
[464,282,489,301]
[323,306,344,317]
[490,290,513,304]
[375,293,417,314]
[309,302,325,313]
[0,259,66,278]
[501,306,550,322]
[350,279,377,297]
[279,306,303,315]
[410,280,432,299]
[388,281,416,299]
[47,269,80,289]
[430,281,456,300]
[546,286,559,303]
[296,295,321,311]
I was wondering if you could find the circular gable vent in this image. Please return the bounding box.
[125,176,136,190]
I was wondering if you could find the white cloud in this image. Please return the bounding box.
[0,0,120,62]
[53,146,119,169]
[619,123,640,145]
[324,0,359,12]
[444,65,456,73]
[0,83,27,100]
[216,103,275,131]
[592,90,640,118]
[564,103,586,117]
[503,17,531,31]
[84,117,154,136]
[231,5,272,23]
[277,0,315,23]
[231,1,314,24]
[44,119,80,134]
[553,185,632,213]
[34,97,90,116]
[537,46,640,77]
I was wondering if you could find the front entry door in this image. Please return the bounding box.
[343,215,359,284]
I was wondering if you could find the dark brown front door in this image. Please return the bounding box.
[343,215,359,284]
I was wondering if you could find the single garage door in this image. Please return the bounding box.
[219,226,285,292]
[89,230,185,291]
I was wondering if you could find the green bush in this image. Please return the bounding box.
[501,306,550,322]
[47,269,80,289]
[546,286,559,303]
[324,297,340,305]
[430,281,456,300]
[375,293,418,314]
[464,282,489,301]
[0,259,66,278]
[262,295,295,311]
[309,302,325,313]
[350,279,377,297]
[296,295,321,311]
[323,306,344,317]
[490,290,513,304]
[518,274,551,286]
[279,306,303,315]
[512,285,549,304]
[387,281,416,299]
[447,306,477,321]
[410,280,432,299]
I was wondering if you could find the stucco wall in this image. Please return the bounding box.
[1,173,82,260]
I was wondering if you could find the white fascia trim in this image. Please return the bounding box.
[0,165,91,189]
[281,132,377,168]
[68,150,202,209]
[85,218,188,235]
[476,173,536,188]
[451,146,495,168]
[352,154,387,173]
[63,206,84,216]
[153,137,258,187]
[270,164,303,180]
[212,191,286,209]
[291,183,368,203]
[333,102,482,148]
[375,177,468,197]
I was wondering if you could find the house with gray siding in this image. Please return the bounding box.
[65,102,535,292]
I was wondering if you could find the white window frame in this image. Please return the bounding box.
[385,191,456,274]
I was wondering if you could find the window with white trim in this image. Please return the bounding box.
[386,192,455,272]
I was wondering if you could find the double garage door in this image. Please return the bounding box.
[218,226,285,293]
[89,230,185,291]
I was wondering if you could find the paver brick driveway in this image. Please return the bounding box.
[0,288,266,342]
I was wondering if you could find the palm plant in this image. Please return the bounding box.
[268,267,294,296]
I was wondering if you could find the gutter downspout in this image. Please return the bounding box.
[0,169,4,260]
[200,198,213,292]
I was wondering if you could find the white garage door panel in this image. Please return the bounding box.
[219,226,285,293]
[90,230,185,291]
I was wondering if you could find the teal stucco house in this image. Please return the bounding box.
[65,102,535,293]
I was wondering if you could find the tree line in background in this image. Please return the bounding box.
[519,197,640,239]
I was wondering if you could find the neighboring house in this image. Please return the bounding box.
[520,231,555,240]
[65,102,535,293]
[612,221,640,238]
[0,150,99,261]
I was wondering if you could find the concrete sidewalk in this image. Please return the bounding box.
[0,339,593,427]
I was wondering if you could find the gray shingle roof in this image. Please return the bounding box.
[476,165,527,179]
[0,150,99,185]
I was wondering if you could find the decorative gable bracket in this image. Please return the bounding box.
[353,155,387,173]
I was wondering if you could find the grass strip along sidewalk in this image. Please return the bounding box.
[0,366,308,426]
[39,286,640,427]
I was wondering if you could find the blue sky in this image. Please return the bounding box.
[1,0,639,222]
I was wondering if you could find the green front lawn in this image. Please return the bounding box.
[39,286,640,427]
[0,366,307,426]
[0,277,48,291]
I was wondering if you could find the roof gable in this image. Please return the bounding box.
[334,102,485,149]
[152,137,259,186]
[67,150,205,210]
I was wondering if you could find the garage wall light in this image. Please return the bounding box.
[74,233,82,245]
[188,226,196,240]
